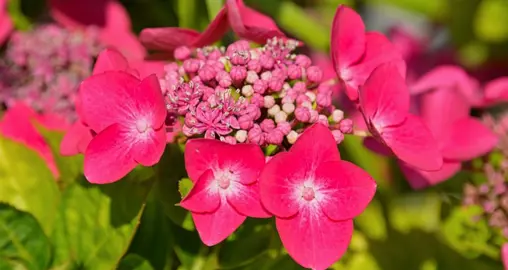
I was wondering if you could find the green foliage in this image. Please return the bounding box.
[118,254,155,270]
[178,178,194,199]
[0,203,51,270]
[474,0,508,43]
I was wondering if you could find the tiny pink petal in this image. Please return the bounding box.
[484,77,508,103]
[330,5,366,71]
[100,30,146,61]
[289,123,341,166]
[502,244,508,270]
[276,209,354,270]
[0,0,13,45]
[92,48,130,75]
[191,200,246,246]
[192,7,230,47]
[315,161,376,221]
[180,170,221,213]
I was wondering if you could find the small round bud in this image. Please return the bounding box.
[261,71,272,81]
[332,109,344,123]
[174,46,191,60]
[282,102,295,114]
[246,70,259,84]
[241,85,254,97]
[235,130,248,143]
[287,130,299,144]
[305,91,316,102]
[268,104,281,116]
[274,111,288,123]
[339,119,353,134]
[260,119,276,132]
[331,130,344,144]
[264,95,276,108]
[295,107,311,122]
[306,66,323,83]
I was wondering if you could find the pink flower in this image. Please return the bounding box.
[0,0,13,45]
[359,62,443,171]
[140,0,286,53]
[181,139,270,246]
[78,71,167,183]
[481,77,508,106]
[259,124,376,270]
[502,244,508,270]
[399,86,498,189]
[0,103,59,177]
[49,0,145,61]
[331,5,406,101]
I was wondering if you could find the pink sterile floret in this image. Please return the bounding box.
[359,62,443,171]
[78,70,167,184]
[181,139,270,246]
[259,123,377,270]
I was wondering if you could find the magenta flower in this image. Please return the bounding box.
[399,86,498,189]
[503,244,508,270]
[181,139,270,246]
[78,71,167,183]
[331,5,406,101]
[49,0,145,61]
[0,0,13,45]
[359,62,443,171]
[140,0,285,53]
[481,77,508,106]
[259,124,376,270]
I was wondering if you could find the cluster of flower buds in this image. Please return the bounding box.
[160,38,353,146]
[462,114,508,239]
[0,24,103,123]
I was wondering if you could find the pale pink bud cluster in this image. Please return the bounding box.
[0,24,103,123]
[160,38,353,146]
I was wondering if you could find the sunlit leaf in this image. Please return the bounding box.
[118,254,154,270]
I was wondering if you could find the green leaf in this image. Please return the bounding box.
[218,219,274,268]
[366,0,448,20]
[205,0,224,21]
[474,0,508,43]
[156,144,195,230]
[355,199,387,240]
[0,203,51,270]
[7,0,32,30]
[118,254,155,270]
[50,174,154,269]
[0,135,60,235]
[171,223,208,270]
[276,2,329,51]
[179,178,194,199]
[389,192,441,233]
[177,0,210,30]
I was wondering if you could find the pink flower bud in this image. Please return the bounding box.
[239,115,254,129]
[264,95,276,108]
[207,49,222,60]
[282,102,295,114]
[224,115,240,129]
[275,111,288,123]
[269,78,284,92]
[295,107,311,122]
[339,119,353,134]
[260,119,276,132]
[316,91,331,107]
[266,129,284,145]
[259,54,274,70]
[246,70,259,84]
[332,130,344,144]
[241,85,254,97]
[317,114,329,126]
[293,81,307,94]
[223,136,237,145]
[250,93,264,107]
[272,68,287,80]
[235,130,248,143]
[332,109,344,123]
[305,92,316,102]
[230,50,250,65]
[306,66,323,83]
[174,46,191,60]
[309,110,319,123]
[287,64,302,80]
[244,104,261,119]
[261,71,272,81]
[287,130,298,144]
[268,104,281,116]
[295,55,311,67]
[198,64,216,81]
[277,121,291,135]
[184,113,198,127]
[183,59,200,73]
[230,66,247,83]
[248,124,264,145]
[247,59,261,73]
[296,94,311,105]
[253,79,267,94]
[216,71,232,88]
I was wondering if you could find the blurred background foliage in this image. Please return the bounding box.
[1,0,507,269]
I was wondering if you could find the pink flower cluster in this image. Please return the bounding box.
[161,38,353,145]
[0,24,103,124]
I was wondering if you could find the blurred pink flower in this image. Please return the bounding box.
[259,124,376,270]
[360,62,443,171]
[331,5,405,101]
[182,139,270,246]
[0,0,12,45]
[503,244,508,270]
[140,0,286,53]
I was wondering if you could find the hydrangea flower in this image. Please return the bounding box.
[181,139,270,245]
[0,0,13,45]
[259,124,376,270]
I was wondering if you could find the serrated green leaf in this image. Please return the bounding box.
[0,203,51,270]
[179,178,194,199]
[0,135,60,235]
[50,174,154,269]
[118,254,155,270]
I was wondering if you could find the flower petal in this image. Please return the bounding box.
[130,74,167,129]
[276,210,353,270]
[399,161,461,190]
[359,62,409,126]
[331,5,365,71]
[192,7,230,47]
[60,121,94,156]
[363,137,392,156]
[78,71,140,132]
[441,118,498,161]
[502,243,508,270]
[0,0,13,45]
[348,32,406,95]
[259,152,305,218]
[184,139,265,184]
[228,181,271,218]
[100,30,146,61]
[484,76,508,104]
[0,103,59,178]
[191,201,246,246]
[289,123,341,167]
[132,128,166,167]
[49,0,109,29]
[139,27,200,52]
[92,48,130,75]
[180,169,221,213]
[315,161,376,221]
[226,0,285,44]
[382,114,443,171]
[83,123,137,184]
